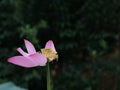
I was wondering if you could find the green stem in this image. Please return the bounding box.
[46,62,51,90]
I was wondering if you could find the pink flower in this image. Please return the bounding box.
[8,39,47,68]
[8,39,58,68]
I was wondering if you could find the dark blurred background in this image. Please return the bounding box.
[0,0,120,90]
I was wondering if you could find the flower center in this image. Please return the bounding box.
[41,48,58,61]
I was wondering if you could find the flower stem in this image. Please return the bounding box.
[46,62,51,90]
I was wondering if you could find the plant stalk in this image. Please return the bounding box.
[46,62,51,90]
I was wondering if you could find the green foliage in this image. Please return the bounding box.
[0,0,119,90]
[19,24,39,44]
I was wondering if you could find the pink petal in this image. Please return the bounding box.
[29,53,47,66]
[17,47,29,57]
[24,39,36,54]
[45,40,56,52]
[8,56,36,68]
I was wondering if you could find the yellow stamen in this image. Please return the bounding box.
[41,48,58,61]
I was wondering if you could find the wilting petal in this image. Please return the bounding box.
[8,56,36,68]
[29,53,47,66]
[24,39,36,54]
[45,40,56,52]
[17,47,29,57]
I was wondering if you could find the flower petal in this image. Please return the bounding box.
[29,53,47,66]
[17,47,29,57]
[8,56,36,68]
[45,40,56,52]
[24,39,36,54]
